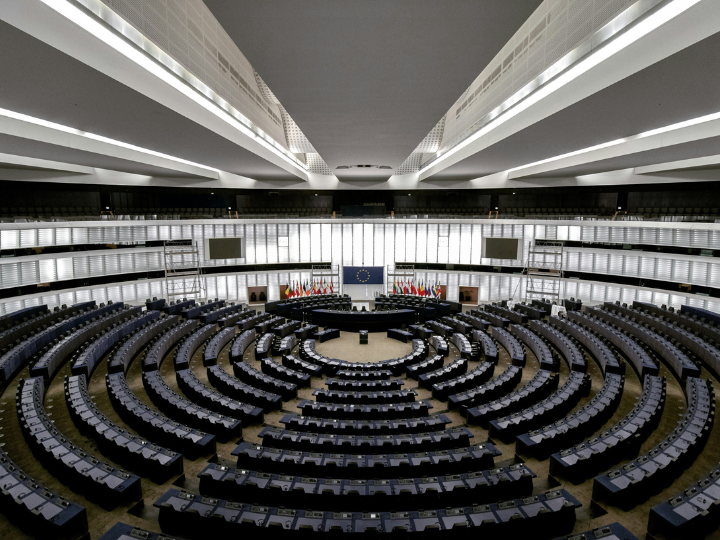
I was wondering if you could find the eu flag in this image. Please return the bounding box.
[343,266,384,284]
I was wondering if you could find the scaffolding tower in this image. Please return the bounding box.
[523,241,564,304]
[311,264,340,292]
[164,240,205,301]
[387,264,415,295]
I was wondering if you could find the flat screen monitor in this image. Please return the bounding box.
[483,238,520,260]
[207,237,244,260]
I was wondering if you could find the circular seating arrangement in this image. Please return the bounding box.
[0,295,719,539]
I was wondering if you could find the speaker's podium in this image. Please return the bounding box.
[359,330,368,345]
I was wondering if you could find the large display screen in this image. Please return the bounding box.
[483,238,520,260]
[208,237,244,259]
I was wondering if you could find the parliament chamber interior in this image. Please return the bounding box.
[1,0,720,539]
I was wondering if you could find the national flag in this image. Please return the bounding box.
[285,283,291,298]
[392,278,397,294]
[410,280,417,295]
[329,280,334,293]
[306,280,312,296]
[403,280,408,295]
[323,279,328,294]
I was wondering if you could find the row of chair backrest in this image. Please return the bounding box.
[450,365,523,411]
[229,328,256,362]
[426,319,453,336]
[105,371,216,458]
[153,487,580,538]
[198,303,246,324]
[142,319,199,371]
[0,301,94,351]
[65,374,183,482]
[106,315,179,374]
[485,304,527,325]
[592,377,714,509]
[516,373,624,459]
[298,398,432,420]
[624,302,720,377]
[417,358,467,389]
[237,312,271,330]
[0,301,107,382]
[258,425,473,453]
[466,369,558,428]
[31,303,132,380]
[207,364,283,412]
[509,324,556,371]
[202,326,236,365]
[591,305,700,381]
[176,366,266,422]
[174,323,218,370]
[233,360,297,400]
[549,316,623,375]
[549,374,666,484]
[280,412,452,435]
[313,387,417,404]
[197,461,535,512]
[17,377,142,508]
[407,353,444,379]
[568,311,658,378]
[231,440,500,478]
[262,357,311,387]
[71,308,153,378]
[489,371,590,442]
[0,304,48,332]
[490,327,525,365]
[471,329,499,363]
[180,299,225,319]
[142,369,242,441]
[529,320,587,372]
[433,362,494,402]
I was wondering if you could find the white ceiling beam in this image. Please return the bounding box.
[0,0,308,181]
[416,0,720,181]
[635,153,720,174]
[507,112,720,179]
[0,108,220,179]
[0,152,94,174]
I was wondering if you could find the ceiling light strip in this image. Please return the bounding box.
[0,106,221,175]
[39,0,307,173]
[507,110,720,175]
[418,0,701,175]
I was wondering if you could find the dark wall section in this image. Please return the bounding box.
[626,188,720,211]
[498,191,617,210]
[2,179,720,216]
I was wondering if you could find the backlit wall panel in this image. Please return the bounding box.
[1,219,719,293]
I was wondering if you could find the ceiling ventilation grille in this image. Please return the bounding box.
[396,116,446,175]
[402,0,637,173]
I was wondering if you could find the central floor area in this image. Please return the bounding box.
[314,330,412,362]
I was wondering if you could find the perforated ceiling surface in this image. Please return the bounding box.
[204,0,544,180]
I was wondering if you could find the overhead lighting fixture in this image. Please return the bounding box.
[418,0,703,175]
[0,106,220,175]
[37,0,307,174]
[508,110,720,176]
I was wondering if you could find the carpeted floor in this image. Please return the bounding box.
[314,331,412,362]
